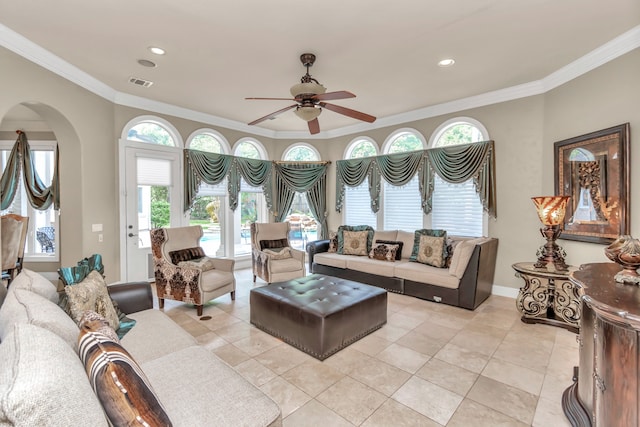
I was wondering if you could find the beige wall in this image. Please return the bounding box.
[1,45,637,292]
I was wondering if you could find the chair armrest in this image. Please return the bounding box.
[290,248,306,265]
[306,239,330,271]
[107,282,153,314]
[209,257,235,272]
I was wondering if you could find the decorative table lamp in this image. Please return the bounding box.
[531,196,570,271]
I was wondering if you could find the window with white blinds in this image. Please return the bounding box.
[344,179,377,227]
[431,176,483,236]
[383,177,423,231]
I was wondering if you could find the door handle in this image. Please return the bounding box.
[128,233,137,237]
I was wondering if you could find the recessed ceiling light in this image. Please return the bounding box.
[438,58,455,67]
[148,46,165,55]
[138,59,157,68]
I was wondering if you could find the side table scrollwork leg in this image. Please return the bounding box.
[554,279,582,328]
[516,273,550,318]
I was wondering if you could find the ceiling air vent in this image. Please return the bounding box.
[128,77,153,88]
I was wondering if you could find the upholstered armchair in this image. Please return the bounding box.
[1,214,29,285]
[251,222,306,284]
[150,225,235,316]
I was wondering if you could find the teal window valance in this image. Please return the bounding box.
[336,140,496,218]
[1,131,60,211]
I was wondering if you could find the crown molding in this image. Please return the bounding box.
[2,23,639,140]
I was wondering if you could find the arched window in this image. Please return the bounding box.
[282,143,321,249]
[233,138,268,256]
[382,130,425,231]
[343,138,378,227]
[429,117,488,236]
[122,116,181,147]
[186,129,229,154]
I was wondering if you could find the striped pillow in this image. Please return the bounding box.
[169,247,206,264]
[78,320,173,426]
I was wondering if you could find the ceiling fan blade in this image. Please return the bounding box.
[319,102,376,123]
[245,97,296,101]
[308,118,320,135]
[313,91,356,101]
[248,104,297,125]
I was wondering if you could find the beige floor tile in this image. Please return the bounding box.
[372,324,410,342]
[411,320,459,342]
[324,347,374,375]
[213,320,257,342]
[467,376,538,425]
[194,331,228,350]
[546,342,579,376]
[212,343,251,367]
[482,358,545,396]
[260,376,312,418]
[180,319,213,337]
[448,399,529,427]
[350,333,392,356]
[396,330,446,356]
[282,360,345,397]
[540,369,574,401]
[232,332,283,357]
[317,377,387,425]
[254,343,312,375]
[348,357,412,396]
[284,400,353,427]
[415,358,478,396]
[492,334,553,373]
[533,396,572,427]
[198,311,242,331]
[234,358,278,387]
[392,376,463,425]
[555,329,580,350]
[449,329,503,356]
[434,343,490,374]
[387,312,425,330]
[375,343,430,373]
[470,310,519,331]
[361,399,441,427]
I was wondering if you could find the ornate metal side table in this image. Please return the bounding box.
[513,262,581,333]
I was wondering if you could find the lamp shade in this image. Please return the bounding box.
[531,196,570,226]
[294,106,321,122]
[290,82,326,98]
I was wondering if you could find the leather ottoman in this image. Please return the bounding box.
[250,274,387,360]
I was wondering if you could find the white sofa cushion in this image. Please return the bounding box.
[394,262,460,289]
[373,230,398,242]
[142,345,282,426]
[396,230,416,260]
[313,252,350,269]
[449,238,486,279]
[346,256,397,277]
[0,323,108,426]
[201,269,236,292]
[11,269,59,303]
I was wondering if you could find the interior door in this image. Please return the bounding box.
[124,147,181,282]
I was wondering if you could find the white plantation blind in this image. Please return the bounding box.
[344,179,377,227]
[383,177,423,231]
[431,172,483,236]
[137,157,171,186]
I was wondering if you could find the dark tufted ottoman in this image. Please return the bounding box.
[250,274,387,360]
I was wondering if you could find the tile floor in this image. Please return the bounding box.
[159,268,577,426]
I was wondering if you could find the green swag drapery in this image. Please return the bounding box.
[184,150,329,239]
[336,140,496,218]
[273,162,329,240]
[0,131,60,211]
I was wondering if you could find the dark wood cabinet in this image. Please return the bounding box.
[563,262,640,427]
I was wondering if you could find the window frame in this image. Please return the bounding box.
[121,115,183,148]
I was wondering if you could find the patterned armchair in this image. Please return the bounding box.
[251,222,306,284]
[150,225,235,316]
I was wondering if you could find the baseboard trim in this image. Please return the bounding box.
[491,284,518,299]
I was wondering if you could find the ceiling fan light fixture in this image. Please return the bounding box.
[294,106,321,122]
[290,82,326,98]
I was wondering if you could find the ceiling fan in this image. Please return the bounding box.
[246,53,376,134]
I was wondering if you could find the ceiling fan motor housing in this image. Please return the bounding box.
[290,82,326,98]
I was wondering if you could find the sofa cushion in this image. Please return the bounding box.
[337,225,374,254]
[120,309,197,364]
[0,288,80,349]
[373,230,398,242]
[369,242,400,262]
[409,229,448,266]
[78,320,173,427]
[413,234,448,268]
[396,230,416,259]
[269,257,304,274]
[346,256,397,277]
[65,270,120,331]
[449,238,484,279]
[313,252,350,269]
[11,269,59,303]
[141,345,281,426]
[394,262,460,289]
[169,246,206,264]
[260,238,289,251]
[342,230,370,256]
[374,240,404,261]
[0,323,108,426]
[200,269,235,292]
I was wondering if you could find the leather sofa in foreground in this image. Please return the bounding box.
[307,229,498,310]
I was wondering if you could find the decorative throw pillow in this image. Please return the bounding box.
[342,230,369,256]
[178,256,216,271]
[409,229,448,264]
[110,299,137,340]
[263,247,293,260]
[369,242,400,262]
[374,240,404,261]
[337,225,374,254]
[58,254,104,286]
[260,238,289,251]
[327,231,338,253]
[78,324,173,426]
[445,238,463,268]
[413,234,448,267]
[65,270,120,331]
[168,247,206,265]
[79,310,119,343]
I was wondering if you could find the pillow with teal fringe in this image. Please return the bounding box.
[337,225,375,254]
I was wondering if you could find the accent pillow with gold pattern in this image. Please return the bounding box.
[342,230,369,256]
[337,225,374,254]
[64,270,120,331]
[414,234,447,267]
[369,242,400,262]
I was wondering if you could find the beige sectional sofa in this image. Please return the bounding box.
[0,269,281,426]
[307,229,498,310]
